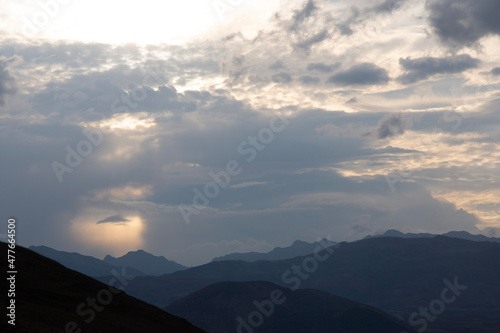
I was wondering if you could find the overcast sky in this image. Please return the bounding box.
[1,0,500,266]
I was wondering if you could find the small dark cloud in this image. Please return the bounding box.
[307,62,340,73]
[294,30,329,51]
[347,97,358,104]
[290,0,317,31]
[97,215,130,224]
[373,0,409,13]
[269,60,286,70]
[271,72,292,84]
[299,75,320,84]
[490,67,500,76]
[0,59,17,105]
[327,63,389,86]
[398,54,480,84]
[337,0,408,35]
[426,0,500,48]
[374,114,412,139]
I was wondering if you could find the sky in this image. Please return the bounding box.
[1,0,500,266]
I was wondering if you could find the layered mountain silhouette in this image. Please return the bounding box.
[165,281,418,333]
[364,229,500,243]
[110,236,500,332]
[104,249,186,275]
[29,245,186,277]
[0,242,205,333]
[29,245,146,277]
[211,238,336,262]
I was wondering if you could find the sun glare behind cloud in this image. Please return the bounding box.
[70,213,145,256]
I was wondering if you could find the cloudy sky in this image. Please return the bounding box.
[1,0,500,266]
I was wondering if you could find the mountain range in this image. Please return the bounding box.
[211,238,336,262]
[29,245,186,277]
[105,236,500,332]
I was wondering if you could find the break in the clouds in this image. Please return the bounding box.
[398,54,481,84]
[1,0,499,265]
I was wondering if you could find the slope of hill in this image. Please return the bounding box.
[166,281,417,333]
[0,242,205,333]
[29,245,146,277]
[104,249,186,275]
[111,236,500,332]
[211,238,336,262]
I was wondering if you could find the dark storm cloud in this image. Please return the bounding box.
[398,54,480,84]
[97,215,130,224]
[426,0,500,48]
[0,59,17,105]
[307,62,340,73]
[327,63,389,86]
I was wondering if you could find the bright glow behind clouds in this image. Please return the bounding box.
[11,0,281,44]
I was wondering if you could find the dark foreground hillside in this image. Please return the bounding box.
[0,242,205,333]
[166,281,418,333]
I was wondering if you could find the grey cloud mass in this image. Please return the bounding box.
[426,0,500,47]
[373,114,412,139]
[290,0,317,31]
[491,67,500,76]
[271,72,293,84]
[327,63,389,86]
[307,62,340,73]
[398,54,480,84]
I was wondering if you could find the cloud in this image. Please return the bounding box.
[373,114,413,139]
[0,58,17,105]
[96,215,130,224]
[271,72,293,84]
[307,62,340,73]
[327,63,389,86]
[426,0,500,48]
[490,67,500,76]
[398,54,480,84]
[290,0,317,31]
[294,30,329,51]
[338,0,409,35]
[299,75,320,84]
[372,0,409,13]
